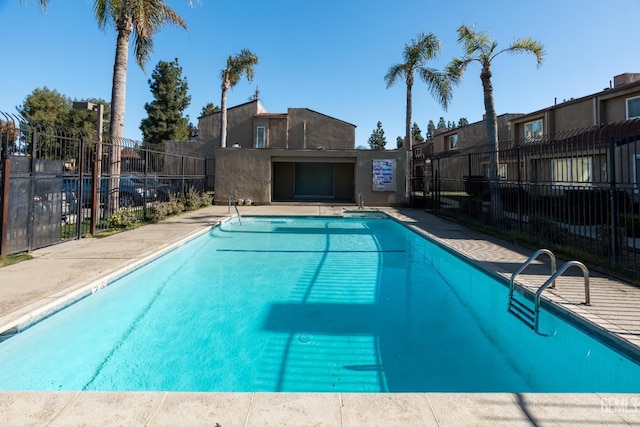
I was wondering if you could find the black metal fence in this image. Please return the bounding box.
[411,120,640,281]
[0,114,208,256]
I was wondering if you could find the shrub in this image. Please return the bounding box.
[108,207,138,229]
[148,188,210,223]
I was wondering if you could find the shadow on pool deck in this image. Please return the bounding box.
[0,205,639,426]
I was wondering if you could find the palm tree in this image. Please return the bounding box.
[94,0,186,210]
[384,32,453,153]
[448,24,544,223]
[19,0,48,9]
[219,49,258,148]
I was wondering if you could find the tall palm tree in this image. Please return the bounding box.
[448,24,544,223]
[384,32,453,153]
[19,0,48,9]
[219,49,258,148]
[94,0,186,210]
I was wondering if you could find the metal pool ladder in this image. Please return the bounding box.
[507,249,590,334]
[228,194,242,224]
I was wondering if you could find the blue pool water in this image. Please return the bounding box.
[0,215,639,392]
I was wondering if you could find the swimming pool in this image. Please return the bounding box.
[0,215,638,392]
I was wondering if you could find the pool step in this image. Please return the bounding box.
[507,295,536,330]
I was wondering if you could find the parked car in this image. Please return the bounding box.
[62,175,159,208]
[61,190,78,218]
[128,176,172,202]
[104,176,159,207]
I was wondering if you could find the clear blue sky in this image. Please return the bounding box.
[1,0,639,147]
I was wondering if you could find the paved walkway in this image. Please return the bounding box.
[0,205,639,426]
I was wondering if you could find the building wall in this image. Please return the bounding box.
[260,116,288,148]
[431,114,521,154]
[212,148,406,206]
[511,77,640,138]
[197,100,262,152]
[286,108,355,150]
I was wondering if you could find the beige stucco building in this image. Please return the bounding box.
[180,100,407,206]
[413,73,640,187]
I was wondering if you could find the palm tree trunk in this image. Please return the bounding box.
[107,16,131,212]
[481,66,502,223]
[405,81,413,152]
[404,80,413,204]
[220,82,228,148]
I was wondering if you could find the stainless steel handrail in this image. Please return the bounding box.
[508,249,557,304]
[533,260,590,332]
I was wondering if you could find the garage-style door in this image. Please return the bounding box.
[272,161,354,202]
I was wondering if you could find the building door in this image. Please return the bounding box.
[272,161,354,203]
[294,163,333,199]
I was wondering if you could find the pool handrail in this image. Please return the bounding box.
[533,260,590,332]
[508,248,557,303]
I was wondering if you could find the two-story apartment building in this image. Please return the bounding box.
[174,100,407,206]
[419,73,640,192]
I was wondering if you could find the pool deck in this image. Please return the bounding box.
[1,205,639,426]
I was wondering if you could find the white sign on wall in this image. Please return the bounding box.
[372,159,396,191]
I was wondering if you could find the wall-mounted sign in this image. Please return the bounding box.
[372,159,395,191]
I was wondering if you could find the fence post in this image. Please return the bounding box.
[90,159,99,235]
[76,137,85,240]
[27,131,37,251]
[609,136,619,265]
[467,154,472,218]
[435,159,440,212]
[0,156,10,257]
[516,145,522,233]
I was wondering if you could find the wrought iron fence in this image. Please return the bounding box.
[0,113,208,256]
[411,120,640,280]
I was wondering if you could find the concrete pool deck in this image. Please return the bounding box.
[0,204,639,426]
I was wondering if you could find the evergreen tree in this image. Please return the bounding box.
[18,87,109,154]
[426,120,436,140]
[140,58,191,143]
[412,122,424,143]
[368,121,387,150]
[458,117,469,127]
[18,87,68,126]
[396,136,404,149]
[200,102,220,116]
[437,116,447,129]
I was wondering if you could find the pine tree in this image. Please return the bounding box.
[426,120,436,140]
[140,58,191,144]
[458,117,469,127]
[200,102,220,116]
[437,116,447,129]
[368,121,387,150]
[412,122,424,143]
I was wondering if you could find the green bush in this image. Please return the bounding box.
[108,207,138,229]
[148,188,210,222]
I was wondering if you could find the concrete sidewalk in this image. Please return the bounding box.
[1,205,639,426]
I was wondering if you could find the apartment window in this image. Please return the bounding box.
[524,119,543,141]
[627,96,640,119]
[256,126,266,148]
[551,157,592,187]
[448,134,458,150]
